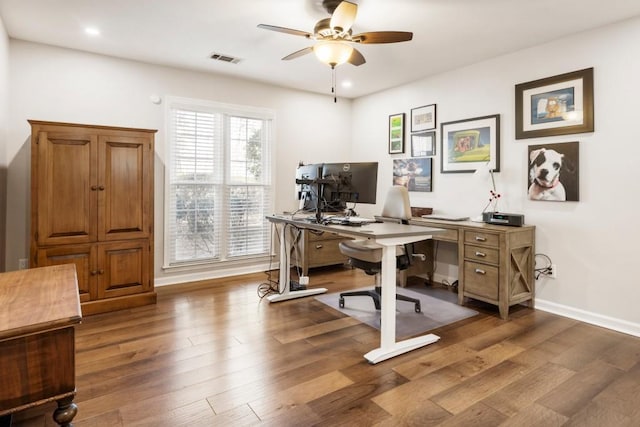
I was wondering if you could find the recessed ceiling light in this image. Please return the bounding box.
[84,27,100,36]
[341,81,353,88]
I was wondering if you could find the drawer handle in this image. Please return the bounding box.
[90,270,98,276]
[475,236,487,242]
[475,268,486,275]
[315,244,323,249]
[475,251,486,257]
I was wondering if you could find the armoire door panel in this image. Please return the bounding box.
[36,132,98,245]
[97,240,150,299]
[36,244,97,302]
[98,136,151,241]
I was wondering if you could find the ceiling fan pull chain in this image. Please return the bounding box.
[332,65,337,103]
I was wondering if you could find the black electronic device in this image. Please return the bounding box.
[295,162,379,218]
[482,212,524,227]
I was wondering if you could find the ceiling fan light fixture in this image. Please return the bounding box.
[313,41,353,67]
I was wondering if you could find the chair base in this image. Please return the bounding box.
[339,286,421,313]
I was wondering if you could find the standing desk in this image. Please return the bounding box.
[266,214,444,364]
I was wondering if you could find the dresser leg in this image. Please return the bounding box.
[0,414,12,427]
[53,395,78,427]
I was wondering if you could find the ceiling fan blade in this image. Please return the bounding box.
[282,47,314,61]
[257,24,312,38]
[330,1,358,33]
[348,48,366,66]
[352,31,413,44]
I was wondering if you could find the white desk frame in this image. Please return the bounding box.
[266,214,444,364]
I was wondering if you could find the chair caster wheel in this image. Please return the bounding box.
[415,304,421,313]
[339,297,345,308]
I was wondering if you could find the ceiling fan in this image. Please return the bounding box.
[257,0,413,68]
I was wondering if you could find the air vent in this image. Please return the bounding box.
[210,53,241,64]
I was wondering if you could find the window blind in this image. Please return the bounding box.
[166,98,273,267]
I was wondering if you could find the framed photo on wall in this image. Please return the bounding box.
[393,158,432,192]
[410,131,436,157]
[515,68,594,139]
[527,141,579,201]
[410,104,436,132]
[388,113,405,154]
[440,114,500,173]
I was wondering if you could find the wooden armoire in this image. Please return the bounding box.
[29,120,156,315]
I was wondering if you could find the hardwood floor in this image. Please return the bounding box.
[11,267,640,426]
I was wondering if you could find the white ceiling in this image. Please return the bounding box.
[1,0,640,99]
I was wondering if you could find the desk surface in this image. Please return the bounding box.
[267,214,445,240]
[0,264,82,340]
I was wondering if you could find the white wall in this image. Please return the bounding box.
[352,17,640,334]
[0,15,8,271]
[6,40,353,282]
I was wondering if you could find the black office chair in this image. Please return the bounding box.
[338,186,422,313]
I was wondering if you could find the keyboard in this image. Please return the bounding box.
[422,214,469,221]
[326,216,377,225]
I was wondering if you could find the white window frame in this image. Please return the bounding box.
[163,96,275,270]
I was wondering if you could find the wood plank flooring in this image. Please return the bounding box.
[10,267,640,426]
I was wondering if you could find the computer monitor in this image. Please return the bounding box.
[296,162,378,219]
[295,163,322,211]
[320,162,378,212]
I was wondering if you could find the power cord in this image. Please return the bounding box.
[534,253,553,279]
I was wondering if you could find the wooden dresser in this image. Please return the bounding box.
[410,218,535,319]
[29,120,156,315]
[0,265,82,426]
[290,229,352,275]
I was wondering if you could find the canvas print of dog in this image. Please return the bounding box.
[528,142,579,201]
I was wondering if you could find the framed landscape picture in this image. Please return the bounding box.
[515,68,594,139]
[388,113,405,154]
[440,114,500,173]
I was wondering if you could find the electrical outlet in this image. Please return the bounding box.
[550,264,557,279]
[18,258,28,270]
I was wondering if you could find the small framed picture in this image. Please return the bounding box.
[411,131,436,157]
[527,142,579,201]
[388,113,405,154]
[410,104,436,132]
[393,158,433,192]
[515,68,594,139]
[440,114,500,173]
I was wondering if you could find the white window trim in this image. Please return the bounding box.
[162,95,276,271]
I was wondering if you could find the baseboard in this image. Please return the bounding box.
[535,298,640,338]
[155,262,272,287]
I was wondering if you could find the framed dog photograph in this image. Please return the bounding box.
[410,104,436,132]
[389,113,405,154]
[515,68,594,139]
[527,141,579,201]
[440,114,500,173]
[393,158,432,192]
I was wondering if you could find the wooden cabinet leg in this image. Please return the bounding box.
[0,414,12,427]
[53,395,78,427]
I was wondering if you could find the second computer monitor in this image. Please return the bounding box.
[321,162,378,211]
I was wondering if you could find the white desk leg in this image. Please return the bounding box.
[364,243,440,364]
[267,223,327,303]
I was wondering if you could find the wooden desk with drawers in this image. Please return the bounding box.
[409,218,536,320]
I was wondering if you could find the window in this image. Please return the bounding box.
[165,97,273,268]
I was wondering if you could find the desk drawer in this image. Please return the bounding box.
[464,261,499,300]
[307,230,342,242]
[433,227,458,242]
[307,238,348,267]
[464,244,500,265]
[464,230,499,247]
